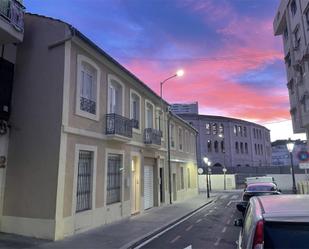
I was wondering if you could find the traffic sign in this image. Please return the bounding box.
[198,168,204,174]
[298,151,309,162]
[299,163,309,169]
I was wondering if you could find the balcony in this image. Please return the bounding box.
[0,0,24,44]
[144,128,162,148]
[105,113,132,142]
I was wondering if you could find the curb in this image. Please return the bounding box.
[123,197,216,249]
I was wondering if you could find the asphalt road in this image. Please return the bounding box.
[139,191,242,249]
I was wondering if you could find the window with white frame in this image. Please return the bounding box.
[130,90,141,130]
[180,167,184,189]
[77,55,100,120]
[145,101,154,128]
[178,127,183,151]
[76,150,93,212]
[185,131,189,152]
[170,123,175,148]
[106,153,122,205]
[156,108,164,138]
[108,75,124,115]
[206,123,211,135]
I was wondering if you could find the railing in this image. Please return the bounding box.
[106,113,132,138]
[0,0,24,31]
[80,97,96,115]
[144,128,162,146]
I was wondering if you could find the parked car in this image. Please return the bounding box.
[236,182,280,215]
[245,176,276,186]
[234,195,309,249]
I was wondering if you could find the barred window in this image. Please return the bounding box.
[76,150,93,212]
[107,154,122,205]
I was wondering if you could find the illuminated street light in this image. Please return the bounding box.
[203,157,210,198]
[286,138,297,194]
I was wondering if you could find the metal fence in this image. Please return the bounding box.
[76,150,92,212]
[0,0,24,31]
[144,128,162,145]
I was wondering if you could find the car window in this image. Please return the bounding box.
[264,221,309,249]
[246,185,276,191]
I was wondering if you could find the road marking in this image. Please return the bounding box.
[132,199,215,249]
[185,225,193,231]
[196,219,202,223]
[214,237,221,246]
[222,226,227,233]
[226,201,232,207]
[184,245,192,249]
[204,213,208,217]
[230,194,239,200]
[226,219,231,225]
[209,210,213,213]
[170,235,181,244]
[220,194,228,199]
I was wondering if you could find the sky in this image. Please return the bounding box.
[25,0,306,142]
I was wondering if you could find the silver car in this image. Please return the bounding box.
[234,195,309,249]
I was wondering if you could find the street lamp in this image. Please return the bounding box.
[287,138,297,194]
[160,70,184,204]
[222,167,227,190]
[203,157,210,198]
[207,161,212,192]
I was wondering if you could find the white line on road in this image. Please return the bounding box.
[226,219,231,225]
[209,210,213,213]
[230,195,239,200]
[183,245,192,249]
[204,213,208,217]
[196,219,202,223]
[185,225,193,231]
[170,235,181,244]
[214,237,221,246]
[222,226,227,233]
[220,194,228,199]
[226,201,232,207]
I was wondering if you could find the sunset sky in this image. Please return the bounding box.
[25,0,306,141]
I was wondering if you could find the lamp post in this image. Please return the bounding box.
[203,157,210,198]
[160,69,184,204]
[222,167,227,190]
[207,161,212,192]
[287,138,297,194]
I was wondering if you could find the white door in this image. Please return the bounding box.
[144,165,154,210]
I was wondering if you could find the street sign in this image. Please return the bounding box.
[198,168,204,174]
[298,151,309,162]
[222,168,227,173]
[299,163,309,169]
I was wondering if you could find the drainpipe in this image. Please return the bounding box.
[167,111,172,204]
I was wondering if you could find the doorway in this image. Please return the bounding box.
[159,167,164,203]
[131,156,140,214]
[172,173,177,201]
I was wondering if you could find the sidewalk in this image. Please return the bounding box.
[0,194,216,249]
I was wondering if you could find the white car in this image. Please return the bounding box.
[234,195,309,249]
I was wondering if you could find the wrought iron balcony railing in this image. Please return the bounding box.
[0,0,24,31]
[80,97,96,115]
[144,128,162,146]
[106,113,133,138]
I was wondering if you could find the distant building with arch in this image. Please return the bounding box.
[176,113,272,170]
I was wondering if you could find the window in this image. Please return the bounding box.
[240,142,244,154]
[238,126,242,136]
[253,128,256,139]
[285,52,291,67]
[255,144,257,155]
[145,100,154,128]
[234,125,238,136]
[235,142,239,154]
[185,131,189,152]
[245,143,248,154]
[261,145,263,155]
[306,8,309,28]
[207,140,212,152]
[219,123,224,135]
[76,55,100,120]
[291,0,297,16]
[206,123,211,135]
[107,154,122,205]
[76,150,93,212]
[214,140,219,153]
[179,128,183,151]
[221,140,225,153]
[108,75,124,115]
[244,127,247,137]
[304,96,309,112]
[212,123,217,135]
[170,123,175,148]
[284,26,288,40]
[130,90,141,130]
[293,26,300,49]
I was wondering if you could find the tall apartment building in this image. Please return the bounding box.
[170,102,198,114]
[273,0,309,138]
[0,0,24,232]
[0,13,198,240]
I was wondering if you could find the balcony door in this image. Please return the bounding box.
[145,101,154,129]
[108,76,124,115]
